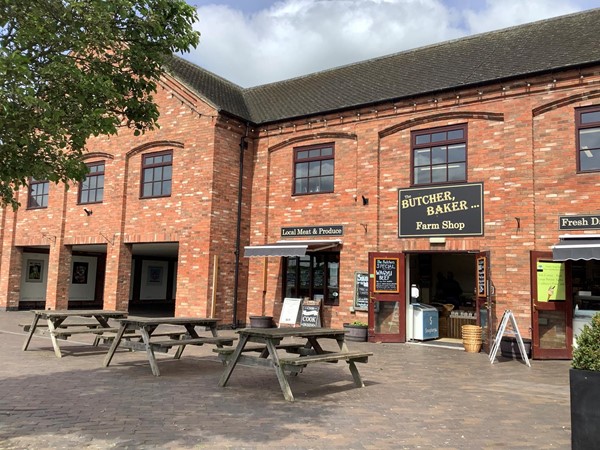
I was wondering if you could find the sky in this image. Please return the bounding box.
[184,0,600,87]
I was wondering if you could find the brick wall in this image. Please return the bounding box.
[246,68,600,334]
[0,77,247,323]
[2,64,600,341]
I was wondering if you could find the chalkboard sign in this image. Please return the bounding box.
[300,300,321,327]
[374,258,399,293]
[477,257,487,297]
[354,272,369,310]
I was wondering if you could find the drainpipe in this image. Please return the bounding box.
[232,124,249,328]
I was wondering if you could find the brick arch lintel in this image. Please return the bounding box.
[126,140,184,159]
[81,152,114,161]
[379,111,504,138]
[533,89,600,117]
[268,132,357,152]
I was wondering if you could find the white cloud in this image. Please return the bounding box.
[462,0,582,34]
[185,0,594,87]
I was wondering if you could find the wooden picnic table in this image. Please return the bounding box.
[103,317,235,376]
[22,309,128,358]
[217,327,372,402]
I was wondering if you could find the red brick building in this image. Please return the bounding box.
[2,10,600,358]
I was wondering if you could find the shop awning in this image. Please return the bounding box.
[244,239,342,257]
[552,235,600,261]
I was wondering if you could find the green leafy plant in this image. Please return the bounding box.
[350,321,367,327]
[572,313,600,371]
[0,0,200,209]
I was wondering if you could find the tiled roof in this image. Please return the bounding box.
[166,8,600,125]
[165,56,250,120]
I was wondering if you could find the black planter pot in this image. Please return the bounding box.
[343,324,368,342]
[570,368,600,449]
[500,336,532,359]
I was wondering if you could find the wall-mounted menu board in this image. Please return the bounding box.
[354,272,369,310]
[374,258,399,293]
[477,257,487,297]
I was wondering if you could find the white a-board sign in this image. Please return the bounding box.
[279,297,302,327]
[489,310,531,367]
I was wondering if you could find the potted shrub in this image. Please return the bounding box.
[344,321,368,342]
[570,312,600,449]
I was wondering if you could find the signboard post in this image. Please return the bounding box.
[279,297,302,327]
[354,272,369,311]
[300,300,321,327]
[489,310,531,367]
[477,257,487,297]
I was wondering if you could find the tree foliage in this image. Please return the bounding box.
[0,0,199,209]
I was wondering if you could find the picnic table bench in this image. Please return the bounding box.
[218,327,373,401]
[103,317,235,376]
[22,309,128,358]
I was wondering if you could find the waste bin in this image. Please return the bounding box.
[411,303,439,340]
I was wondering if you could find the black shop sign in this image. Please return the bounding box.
[398,183,484,237]
[281,225,344,237]
[374,258,399,293]
[354,272,369,310]
[477,257,487,297]
[559,215,600,230]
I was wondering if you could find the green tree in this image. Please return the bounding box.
[0,0,199,209]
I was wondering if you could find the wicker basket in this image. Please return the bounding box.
[462,325,483,340]
[462,324,483,353]
[463,340,482,353]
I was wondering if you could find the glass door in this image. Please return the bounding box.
[530,251,572,359]
[368,252,405,342]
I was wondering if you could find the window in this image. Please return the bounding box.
[283,252,340,305]
[293,144,334,194]
[141,150,172,198]
[577,106,600,173]
[412,125,467,185]
[79,162,104,204]
[27,178,49,209]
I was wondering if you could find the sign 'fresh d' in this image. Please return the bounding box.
[559,215,600,230]
[398,183,484,237]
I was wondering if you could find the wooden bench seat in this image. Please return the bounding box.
[19,322,103,332]
[97,330,188,341]
[93,330,185,346]
[278,351,373,366]
[51,327,120,337]
[213,342,307,357]
[150,336,235,349]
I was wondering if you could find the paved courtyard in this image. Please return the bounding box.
[0,310,571,449]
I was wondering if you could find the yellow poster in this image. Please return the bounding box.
[536,262,566,302]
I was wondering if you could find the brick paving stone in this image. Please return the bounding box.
[0,310,571,449]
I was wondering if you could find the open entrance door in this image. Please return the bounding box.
[530,251,572,359]
[368,252,405,342]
